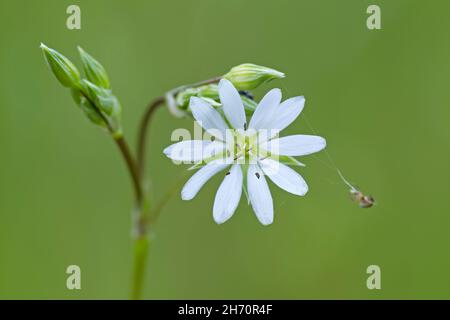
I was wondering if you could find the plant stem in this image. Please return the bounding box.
[114,136,148,300]
[131,235,149,300]
[137,96,165,179]
[115,136,143,204]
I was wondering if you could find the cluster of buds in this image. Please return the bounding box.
[170,63,285,118]
[41,44,123,137]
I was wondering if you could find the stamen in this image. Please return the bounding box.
[225,172,230,176]
[255,172,260,179]
[244,122,247,130]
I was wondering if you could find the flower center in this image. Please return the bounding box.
[231,130,258,163]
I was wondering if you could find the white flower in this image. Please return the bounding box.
[163,79,326,225]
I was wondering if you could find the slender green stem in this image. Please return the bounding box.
[137,96,165,179]
[131,235,149,300]
[115,136,143,204]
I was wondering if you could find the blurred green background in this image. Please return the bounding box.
[1,0,450,299]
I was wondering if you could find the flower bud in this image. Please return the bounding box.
[176,84,220,109]
[82,80,114,115]
[223,63,285,90]
[40,43,80,88]
[81,80,122,135]
[175,84,259,118]
[78,47,111,89]
[71,89,107,128]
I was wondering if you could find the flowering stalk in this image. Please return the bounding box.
[40,43,285,299]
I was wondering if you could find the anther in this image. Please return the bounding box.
[255,172,260,179]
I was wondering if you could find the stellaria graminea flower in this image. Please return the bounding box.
[163,79,326,225]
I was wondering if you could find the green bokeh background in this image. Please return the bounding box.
[1,0,450,299]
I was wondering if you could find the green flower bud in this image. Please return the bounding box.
[71,89,107,128]
[175,84,259,118]
[40,43,80,88]
[78,47,111,89]
[176,84,220,109]
[81,80,122,135]
[82,80,114,115]
[223,63,285,90]
[175,87,201,109]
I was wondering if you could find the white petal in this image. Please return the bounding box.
[163,140,225,162]
[247,164,274,225]
[181,161,229,200]
[259,158,308,196]
[189,97,229,140]
[248,88,281,130]
[260,135,326,156]
[213,164,243,224]
[267,96,305,138]
[218,79,246,130]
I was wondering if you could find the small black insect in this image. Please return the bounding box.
[238,90,254,100]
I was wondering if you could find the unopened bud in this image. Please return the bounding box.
[40,43,80,88]
[82,80,116,115]
[78,80,123,135]
[71,89,107,128]
[223,63,285,90]
[78,47,110,89]
[176,84,220,109]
